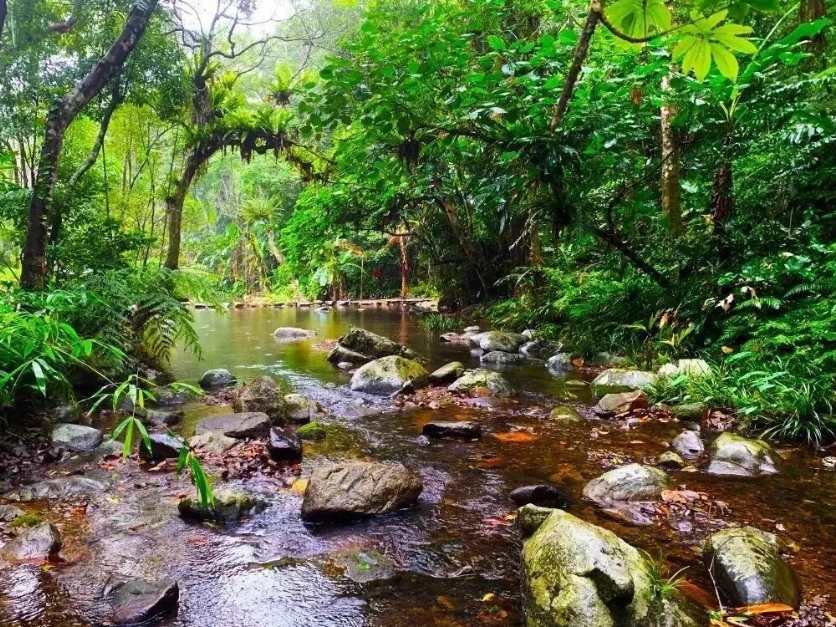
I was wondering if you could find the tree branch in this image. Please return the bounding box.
[67,83,123,189]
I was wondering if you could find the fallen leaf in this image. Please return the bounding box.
[492,432,539,444]
[291,479,308,495]
[732,603,794,615]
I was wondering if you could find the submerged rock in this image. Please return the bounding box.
[198,368,236,390]
[593,390,649,417]
[481,350,525,364]
[284,394,322,424]
[447,369,513,397]
[704,527,801,609]
[233,376,286,423]
[707,432,780,477]
[178,490,263,523]
[296,421,327,441]
[422,421,482,439]
[349,355,429,396]
[273,327,316,341]
[107,576,179,625]
[509,485,571,510]
[583,463,670,504]
[591,369,657,395]
[327,548,397,584]
[51,423,103,452]
[521,508,704,627]
[671,430,704,459]
[194,412,271,439]
[139,433,186,462]
[8,476,108,502]
[188,432,238,456]
[428,361,465,384]
[0,523,62,560]
[548,405,582,421]
[142,408,185,427]
[301,461,423,521]
[267,427,303,462]
[478,331,527,353]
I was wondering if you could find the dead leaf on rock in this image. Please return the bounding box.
[492,432,538,444]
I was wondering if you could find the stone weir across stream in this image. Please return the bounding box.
[1,308,835,627]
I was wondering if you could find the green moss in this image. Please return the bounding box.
[297,421,327,441]
[9,513,44,528]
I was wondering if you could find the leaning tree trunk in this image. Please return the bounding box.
[660,73,683,238]
[20,0,159,289]
[0,0,8,54]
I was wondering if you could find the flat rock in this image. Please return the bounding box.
[349,355,429,396]
[480,350,525,364]
[139,433,185,462]
[301,461,423,521]
[273,327,316,341]
[583,463,671,504]
[591,369,657,394]
[188,432,238,456]
[198,368,236,389]
[267,427,303,462]
[233,376,286,423]
[8,476,109,502]
[428,361,465,384]
[178,490,264,522]
[107,576,179,625]
[0,505,25,523]
[707,432,780,477]
[509,485,570,510]
[704,526,801,608]
[672,402,706,420]
[194,412,271,439]
[422,421,481,439]
[593,390,649,417]
[671,430,704,459]
[447,369,513,397]
[0,523,62,560]
[478,331,527,353]
[51,423,103,452]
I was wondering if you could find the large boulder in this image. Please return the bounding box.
[594,390,649,417]
[301,461,423,521]
[707,433,780,477]
[51,423,103,452]
[273,327,316,341]
[583,464,670,504]
[704,527,801,609]
[521,507,704,627]
[194,412,271,439]
[233,376,286,423]
[139,433,185,462]
[447,369,513,397]
[107,576,179,625]
[198,368,236,390]
[429,361,465,384]
[591,369,657,395]
[349,356,429,396]
[283,394,322,424]
[671,431,704,459]
[0,522,62,560]
[178,490,264,523]
[478,331,527,353]
[326,328,411,364]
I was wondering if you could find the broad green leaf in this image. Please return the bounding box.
[711,44,739,81]
[486,35,506,51]
[745,0,780,12]
[672,35,697,60]
[31,360,47,396]
[713,32,758,54]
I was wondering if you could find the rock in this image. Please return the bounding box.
[517,504,559,536]
[296,421,327,440]
[143,408,184,427]
[0,505,24,523]
[273,327,316,340]
[521,339,562,358]
[51,423,103,451]
[549,405,582,421]
[593,390,649,417]
[658,363,680,379]
[327,344,370,365]
[267,427,303,462]
[707,432,780,477]
[108,577,179,625]
[178,490,263,522]
[188,432,238,456]
[139,433,185,462]
[704,527,801,609]
[349,355,429,396]
[283,394,322,424]
[591,369,657,395]
[233,376,287,423]
[301,461,423,521]
[428,361,465,384]
[671,430,704,459]
[521,508,704,627]
[546,353,573,372]
[0,523,62,560]
[658,359,711,380]
[658,451,687,470]
[463,325,481,333]
[51,403,79,423]
[478,331,527,353]
[672,402,706,420]
[7,476,108,502]
[522,329,535,339]
[583,464,670,504]
[587,352,631,367]
[194,412,271,439]
[326,327,410,364]
[509,485,570,510]
[337,361,354,369]
[421,421,482,439]
[328,548,397,584]
[439,332,471,344]
[447,369,513,397]
[480,350,525,364]
[198,368,236,389]
[565,379,589,388]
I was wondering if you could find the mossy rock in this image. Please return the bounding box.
[297,421,327,441]
[549,405,582,421]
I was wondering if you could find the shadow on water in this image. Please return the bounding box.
[2,308,835,626]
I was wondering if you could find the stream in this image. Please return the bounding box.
[1,306,835,626]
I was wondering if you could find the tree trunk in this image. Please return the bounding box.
[398,233,409,299]
[0,0,8,54]
[660,73,683,238]
[20,0,159,289]
[800,0,827,57]
[436,196,489,296]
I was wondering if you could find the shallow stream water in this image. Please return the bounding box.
[1,307,835,626]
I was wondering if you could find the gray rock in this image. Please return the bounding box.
[273,327,316,340]
[593,390,649,417]
[549,405,582,421]
[51,423,103,451]
[658,451,687,470]
[327,327,410,364]
[198,368,236,389]
[546,353,573,372]
[463,326,481,333]
[188,432,238,456]
[233,376,287,423]
[422,421,482,439]
[178,490,264,522]
[447,369,513,397]
[8,476,108,502]
[521,509,704,627]
[521,339,562,358]
[478,331,527,353]
[591,369,657,395]
[510,485,570,510]
[672,402,706,420]
[194,412,271,439]
[428,361,465,384]
[0,504,24,523]
[707,433,780,477]
[439,332,471,344]
[0,523,62,560]
[327,548,396,584]
[139,433,185,462]
[284,394,322,424]
[480,350,525,364]
[349,356,429,396]
[143,408,185,427]
[658,362,680,379]
[704,527,801,609]
[337,361,354,369]
[301,461,423,521]
[583,464,670,504]
[108,577,179,625]
[671,430,704,459]
[267,427,303,462]
[327,344,370,365]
